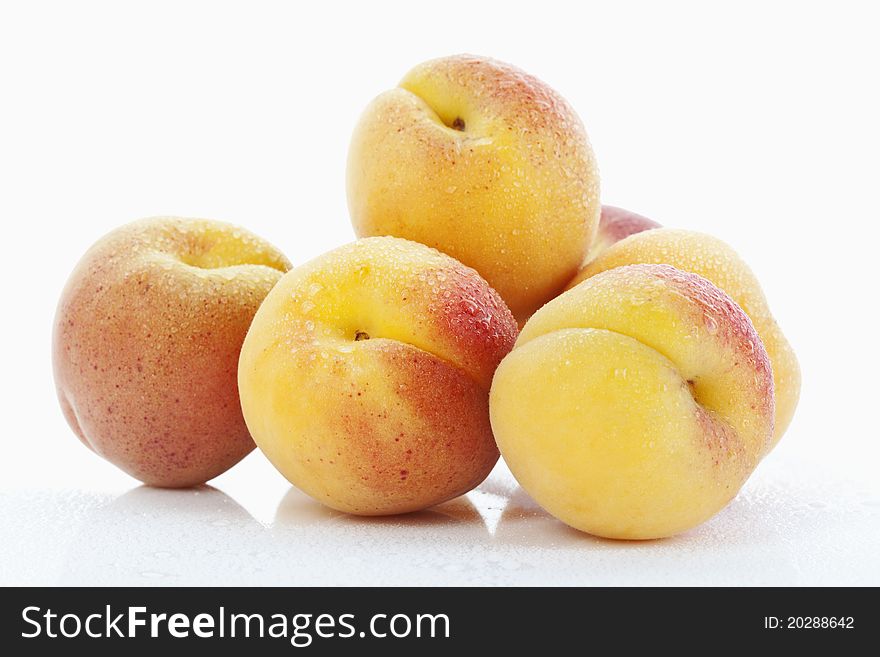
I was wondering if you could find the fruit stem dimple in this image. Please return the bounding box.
[451,117,466,131]
[355,330,370,341]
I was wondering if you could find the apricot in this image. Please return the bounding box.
[238,236,518,515]
[347,54,601,323]
[53,217,290,487]
[490,264,775,539]
[571,227,800,444]
[585,205,661,262]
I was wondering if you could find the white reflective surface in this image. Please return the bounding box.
[3,453,877,586]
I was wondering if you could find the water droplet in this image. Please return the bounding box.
[704,315,719,335]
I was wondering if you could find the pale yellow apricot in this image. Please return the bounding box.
[490,264,775,539]
[570,228,800,444]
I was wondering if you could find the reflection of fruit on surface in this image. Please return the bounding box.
[273,486,484,529]
[490,264,775,539]
[347,54,601,323]
[239,236,518,515]
[53,217,290,487]
[570,227,800,444]
[585,205,661,263]
[59,486,262,585]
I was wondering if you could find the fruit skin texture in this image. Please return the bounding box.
[238,236,518,515]
[570,227,800,445]
[53,217,291,488]
[490,264,775,540]
[585,205,661,262]
[347,54,600,323]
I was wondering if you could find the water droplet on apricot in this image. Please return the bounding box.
[704,315,719,335]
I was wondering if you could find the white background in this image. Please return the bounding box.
[1,1,878,585]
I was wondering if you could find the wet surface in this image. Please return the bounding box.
[2,456,877,586]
